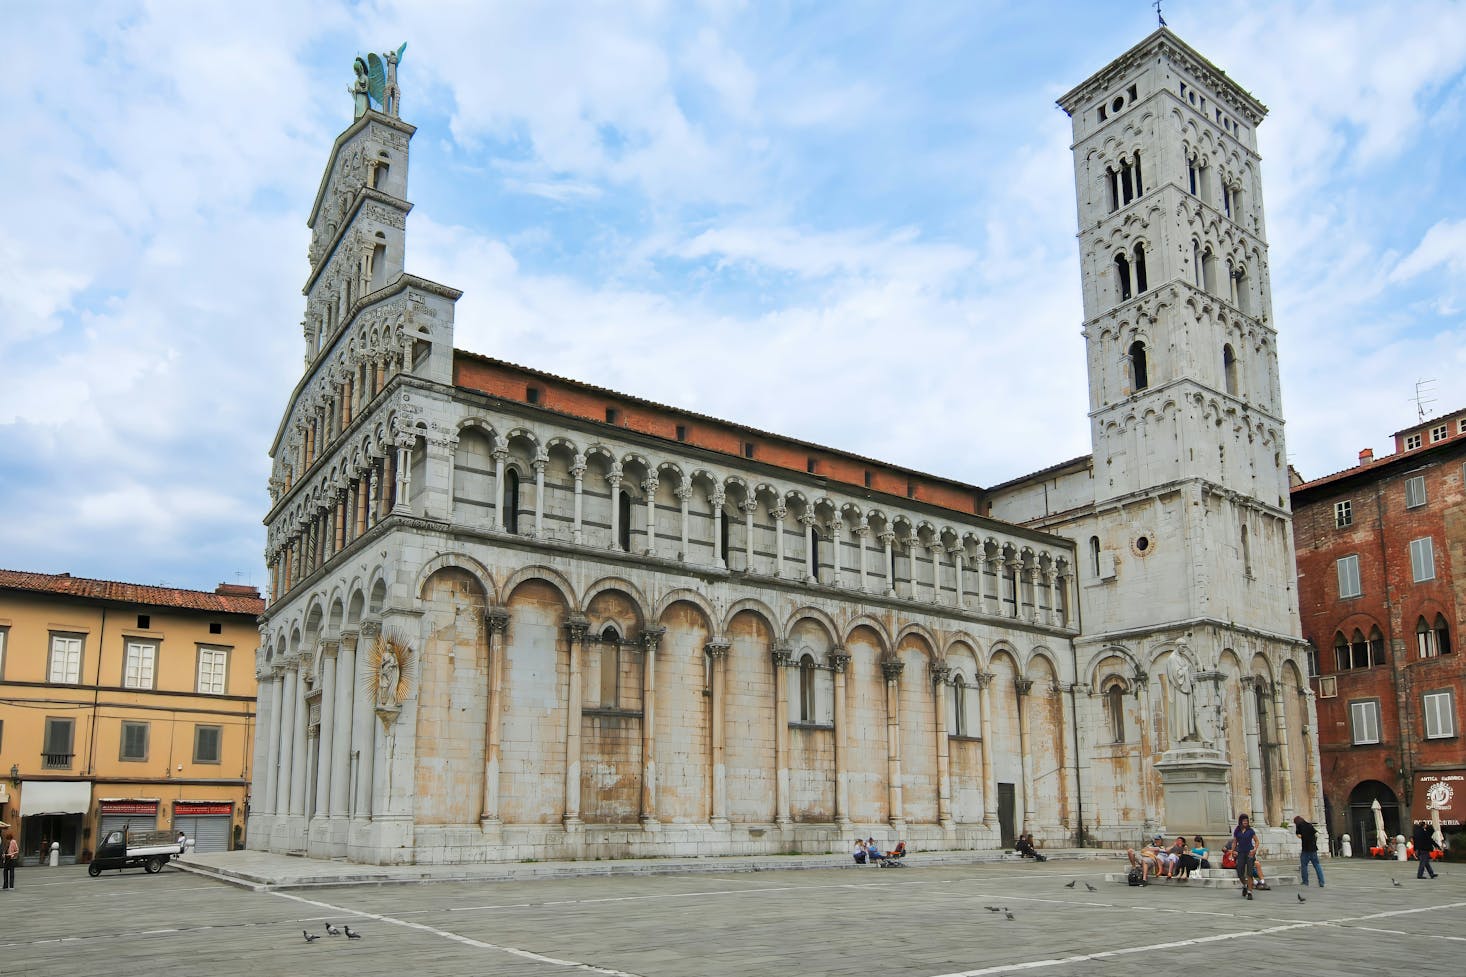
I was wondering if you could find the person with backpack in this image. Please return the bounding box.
[1294,815,1324,887]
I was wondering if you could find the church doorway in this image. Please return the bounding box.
[998,783,1016,847]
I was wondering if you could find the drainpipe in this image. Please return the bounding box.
[86,606,108,776]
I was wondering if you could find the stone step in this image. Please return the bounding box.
[1104,870,1299,888]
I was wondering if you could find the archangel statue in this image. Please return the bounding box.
[349,44,408,120]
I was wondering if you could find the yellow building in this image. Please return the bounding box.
[0,569,262,864]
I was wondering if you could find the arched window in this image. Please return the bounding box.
[1128,340,1149,391]
[799,654,817,723]
[1090,536,1101,577]
[1120,157,1134,204]
[1132,151,1144,196]
[618,490,632,551]
[600,626,621,707]
[1223,344,1238,396]
[1369,626,1386,664]
[1234,264,1249,314]
[504,468,521,534]
[1133,243,1148,293]
[719,506,730,562]
[1333,631,1350,671]
[1107,167,1119,212]
[1352,628,1370,668]
[808,527,822,580]
[1192,240,1203,288]
[1115,253,1132,301]
[1435,614,1453,656]
[1418,616,1440,659]
[1202,249,1217,293]
[1106,682,1126,743]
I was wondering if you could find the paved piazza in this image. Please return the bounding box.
[1,858,1460,977]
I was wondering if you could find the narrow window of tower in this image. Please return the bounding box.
[1128,340,1149,391]
[1223,344,1238,396]
[1133,243,1148,293]
[1120,157,1133,205]
[1114,252,1132,301]
[1107,167,1119,212]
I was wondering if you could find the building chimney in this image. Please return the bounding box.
[215,583,261,598]
[1359,448,1374,466]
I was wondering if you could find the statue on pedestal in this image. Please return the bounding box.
[1168,646,1198,743]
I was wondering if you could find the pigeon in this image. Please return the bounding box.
[303,931,321,943]
[985,906,1003,912]
[1065,880,1077,888]
[325,923,342,936]
[344,926,363,940]
[1084,882,1097,892]
[1391,879,1402,888]
[1004,911,1015,921]
[1297,893,1306,903]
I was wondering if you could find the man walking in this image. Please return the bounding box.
[1233,813,1258,900]
[1413,821,1441,880]
[1294,815,1324,887]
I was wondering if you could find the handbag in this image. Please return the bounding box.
[1220,849,1237,869]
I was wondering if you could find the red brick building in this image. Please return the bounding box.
[1292,408,1466,854]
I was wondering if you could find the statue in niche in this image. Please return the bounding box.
[1168,643,1198,742]
[377,651,400,708]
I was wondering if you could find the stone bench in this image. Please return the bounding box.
[1104,867,1299,888]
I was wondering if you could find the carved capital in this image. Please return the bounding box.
[881,656,905,682]
[827,649,851,673]
[974,670,994,690]
[484,607,510,635]
[321,639,341,661]
[564,615,590,644]
[642,476,659,494]
[359,620,382,640]
[929,660,952,687]
[771,505,787,520]
[771,643,793,668]
[640,626,667,654]
[704,639,730,661]
[1015,678,1034,696]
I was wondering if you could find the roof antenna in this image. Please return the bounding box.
[1154,0,1167,27]
[1413,379,1437,421]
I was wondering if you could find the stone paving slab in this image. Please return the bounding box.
[0,856,1459,977]
[175,846,1116,889]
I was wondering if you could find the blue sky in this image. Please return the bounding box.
[3,0,1464,592]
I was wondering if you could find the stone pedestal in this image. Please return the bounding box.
[1155,746,1233,838]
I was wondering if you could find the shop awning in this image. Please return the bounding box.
[19,781,92,817]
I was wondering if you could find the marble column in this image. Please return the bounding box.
[329,632,356,819]
[772,644,792,826]
[987,557,1003,616]
[802,514,818,582]
[312,641,339,827]
[481,608,511,831]
[563,616,589,831]
[606,466,623,549]
[741,499,757,573]
[883,656,906,830]
[772,506,787,576]
[264,670,285,815]
[829,521,843,587]
[1272,680,1296,822]
[351,622,379,820]
[931,660,953,829]
[532,452,547,537]
[829,649,851,829]
[951,547,965,609]
[1015,678,1034,831]
[676,483,692,560]
[706,639,730,827]
[492,447,508,530]
[640,626,666,830]
[710,488,726,568]
[393,442,412,514]
[977,671,997,827]
[289,661,309,818]
[881,531,896,596]
[1242,678,1267,820]
[276,666,297,817]
[570,454,586,543]
[906,534,921,599]
[856,524,870,592]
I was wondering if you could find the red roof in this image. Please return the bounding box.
[0,569,264,617]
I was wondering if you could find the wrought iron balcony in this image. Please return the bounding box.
[41,752,73,770]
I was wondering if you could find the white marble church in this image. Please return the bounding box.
[250,27,1323,864]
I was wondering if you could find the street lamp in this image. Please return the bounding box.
[8,765,18,789]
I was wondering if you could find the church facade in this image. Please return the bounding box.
[250,27,1323,864]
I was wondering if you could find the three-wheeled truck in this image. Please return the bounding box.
[88,827,184,876]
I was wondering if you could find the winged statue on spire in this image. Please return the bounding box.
[354,42,407,119]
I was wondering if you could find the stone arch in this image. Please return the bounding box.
[785,605,838,645]
[894,622,940,661]
[415,566,490,827]
[722,596,781,640]
[500,564,578,611]
[653,588,718,625]
[581,576,650,620]
[414,552,499,605]
[843,614,892,652]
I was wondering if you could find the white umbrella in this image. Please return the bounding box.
[1372,798,1387,851]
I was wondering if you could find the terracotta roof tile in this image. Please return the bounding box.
[0,569,264,617]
